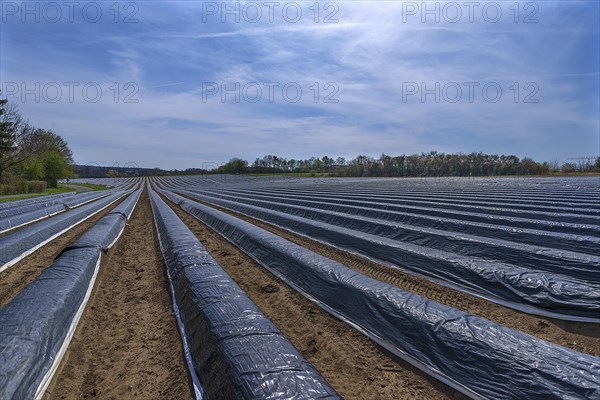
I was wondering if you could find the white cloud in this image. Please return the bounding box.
[1,1,598,167]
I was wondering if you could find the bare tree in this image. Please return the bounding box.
[0,99,33,194]
[548,158,560,172]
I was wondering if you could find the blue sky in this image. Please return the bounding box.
[1,1,598,169]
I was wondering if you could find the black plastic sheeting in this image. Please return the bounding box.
[61,190,115,208]
[285,187,599,211]
[213,187,600,238]
[0,187,141,400]
[253,187,600,220]
[0,200,64,219]
[180,189,600,280]
[0,189,113,218]
[170,189,600,322]
[0,190,117,233]
[217,181,600,221]
[67,187,142,251]
[148,186,339,400]
[0,248,100,399]
[161,189,600,400]
[0,191,125,272]
[0,192,75,211]
[0,203,66,233]
[200,187,600,255]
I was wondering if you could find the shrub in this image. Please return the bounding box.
[20,180,29,194]
[29,181,47,193]
[0,178,28,195]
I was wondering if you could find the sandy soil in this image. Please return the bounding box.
[167,196,468,400]
[44,191,192,400]
[186,198,600,357]
[0,197,125,309]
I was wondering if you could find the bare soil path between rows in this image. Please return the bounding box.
[183,196,600,356]
[0,197,126,309]
[166,195,466,400]
[44,190,192,400]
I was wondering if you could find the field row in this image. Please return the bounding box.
[0,176,598,399]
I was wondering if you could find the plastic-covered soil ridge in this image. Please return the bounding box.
[158,187,599,400]
[1,176,598,400]
[148,185,340,399]
[171,188,600,322]
[0,186,142,399]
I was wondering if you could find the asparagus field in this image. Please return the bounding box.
[1,176,599,399]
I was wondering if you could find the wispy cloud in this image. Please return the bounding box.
[1,1,598,168]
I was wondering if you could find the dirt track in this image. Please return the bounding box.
[184,198,600,357]
[44,191,192,399]
[166,195,467,400]
[0,197,125,309]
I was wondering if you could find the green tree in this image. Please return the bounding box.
[20,128,74,187]
[0,97,73,194]
[43,150,69,188]
[322,156,334,171]
[22,156,45,180]
[218,158,248,174]
[21,129,73,163]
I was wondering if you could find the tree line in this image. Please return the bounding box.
[0,97,73,195]
[217,152,600,177]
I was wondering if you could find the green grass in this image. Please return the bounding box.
[48,186,78,194]
[0,182,110,203]
[0,193,46,203]
[73,183,111,191]
[0,185,76,203]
